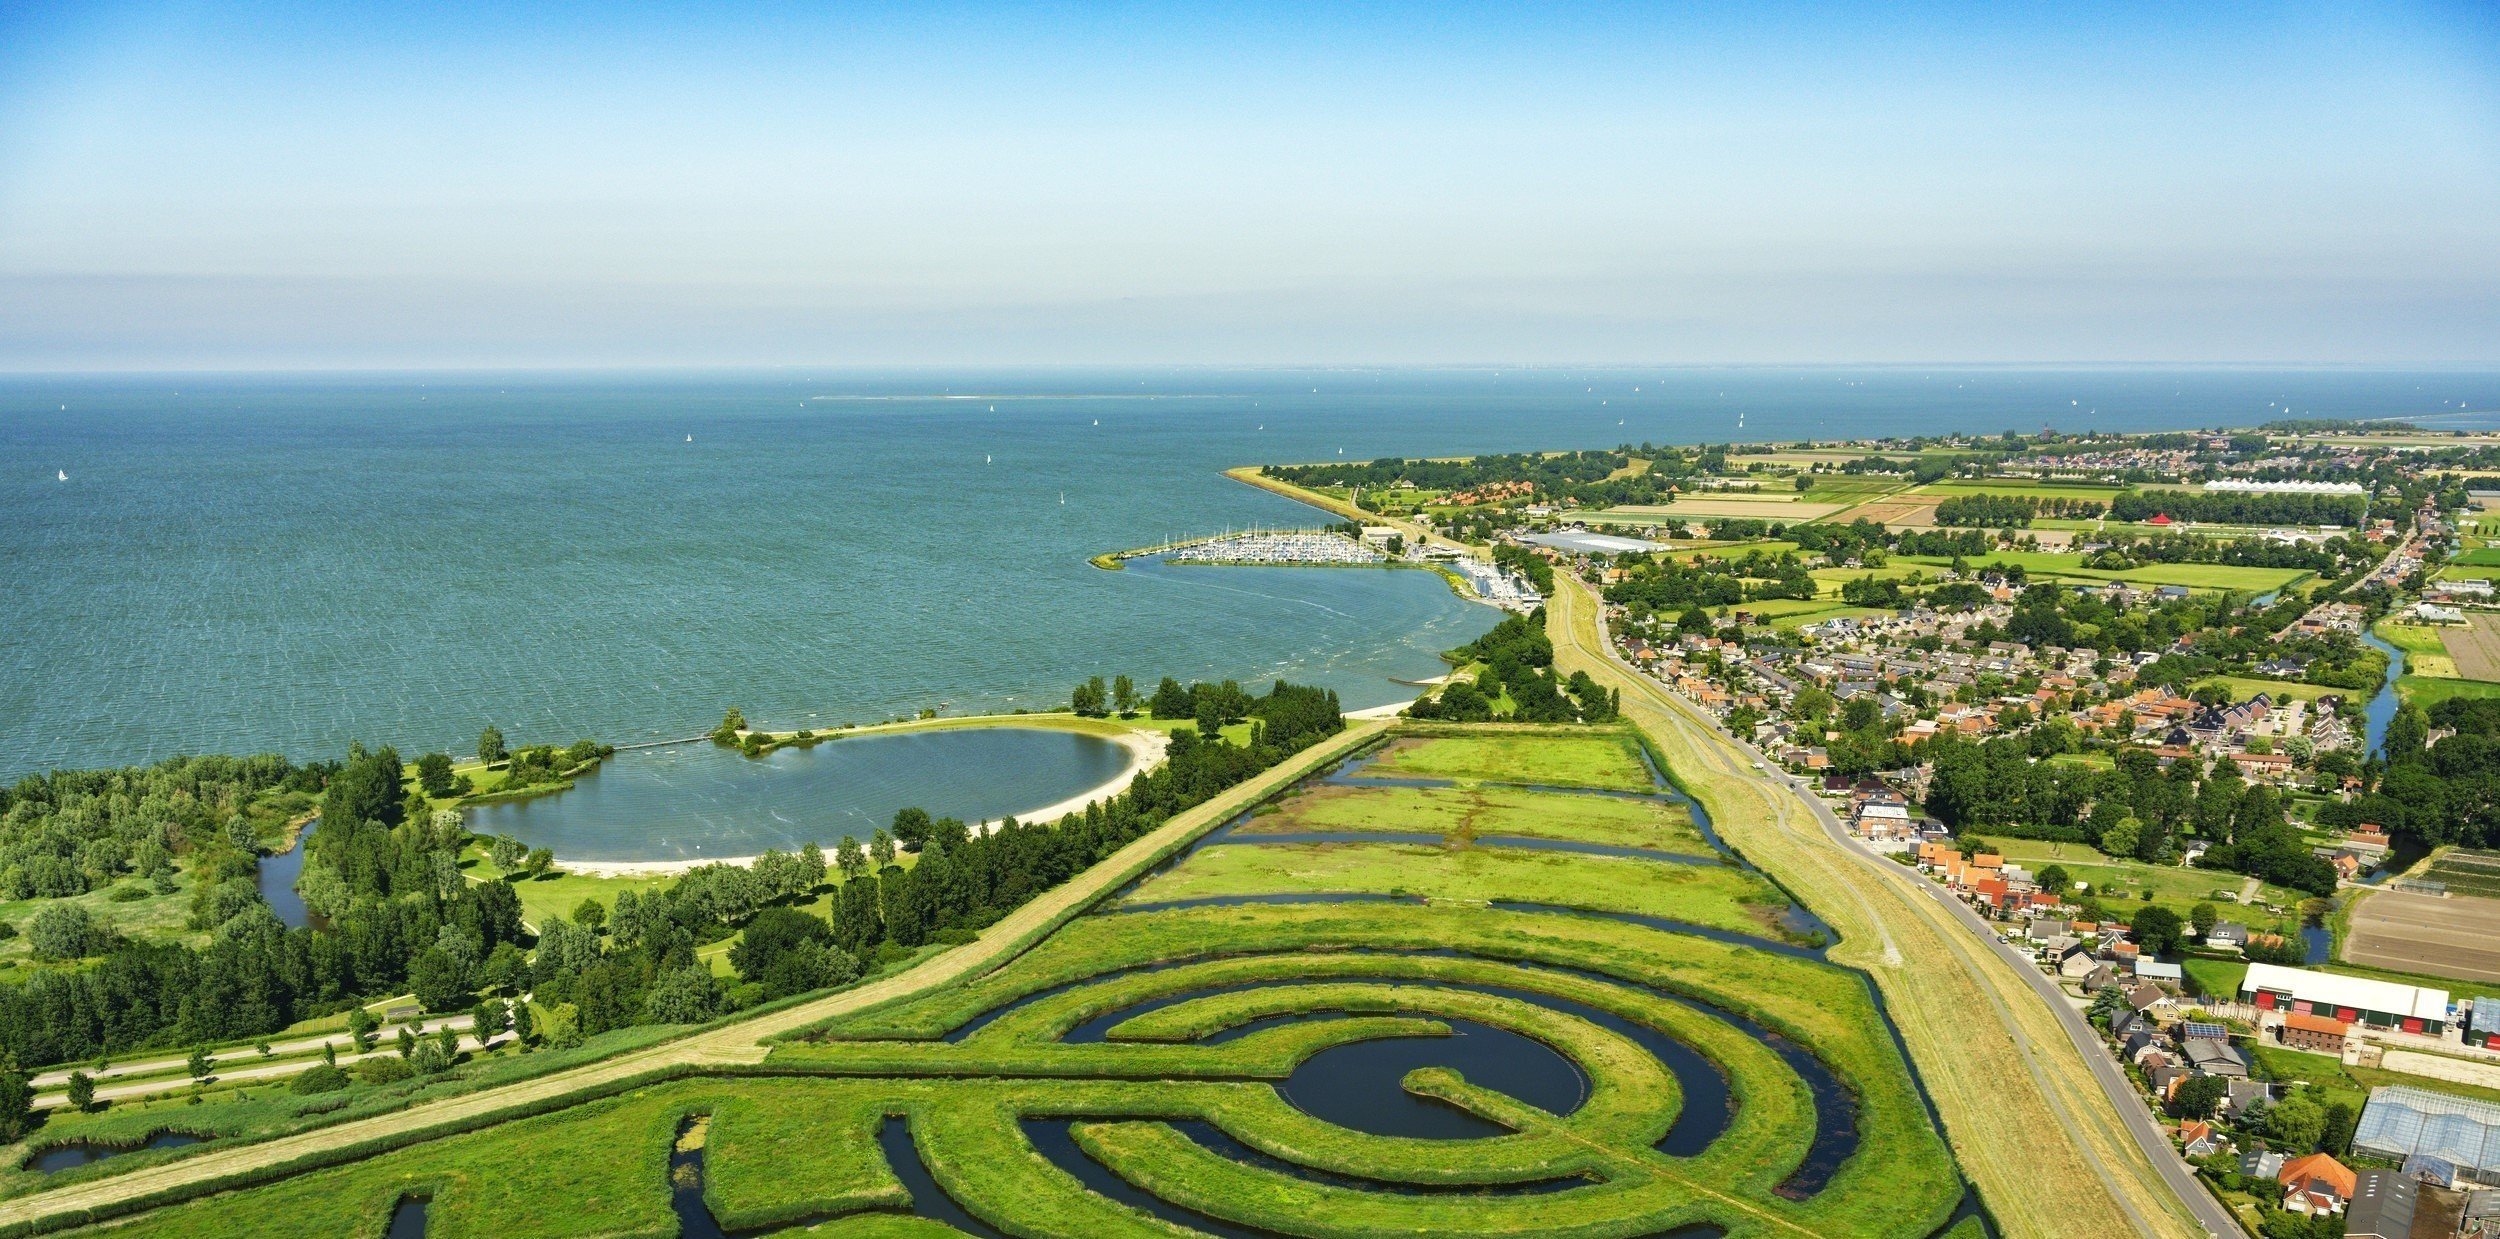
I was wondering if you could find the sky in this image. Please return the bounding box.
[0,1,2495,370]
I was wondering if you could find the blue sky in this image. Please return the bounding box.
[0,1,2494,369]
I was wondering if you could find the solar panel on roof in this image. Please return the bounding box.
[2181,1022,2229,1040]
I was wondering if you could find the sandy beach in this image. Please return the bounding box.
[551,725,1171,877]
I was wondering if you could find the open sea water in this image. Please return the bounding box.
[4,366,2496,779]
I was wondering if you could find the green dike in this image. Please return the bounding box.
[1233,782,1712,853]
[1362,729,1655,791]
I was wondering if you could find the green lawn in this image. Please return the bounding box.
[1234,783,1714,854]
[1770,605,1888,632]
[2181,958,2247,1001]
[1974,838,2304,919]
[1364,730,1655,792]
[1119,840,1798,941]
[2188,675,2338,703]
[1899,552,2307,594]
[2401,676,2500,709]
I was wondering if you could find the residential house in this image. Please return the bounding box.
[2279,1012,2352,1054]
[2207,922,2249,951]
[2178,1120,2225,1157]
[2181,1037,2249,1078]
[2127,982,2174,1016]
[2239,1149,2285,1182]
[2279,1153,2358,1215]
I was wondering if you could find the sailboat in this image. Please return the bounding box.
[1092,419,1100,427]
[985,454,993,464]
[57,470,67,482]
[1059,492,1066,505]
[685,435,692,443]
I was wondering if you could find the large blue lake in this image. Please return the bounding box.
[3,366,2496,776]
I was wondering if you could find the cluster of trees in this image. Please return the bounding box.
[1409,611,1614,724]
[2326,696,2500,853]
[1920,736,2336,895]
[0,743,530,1067]
[0,754,324,902]
[2106,489,2366,528]
[1933,494,2106,527]
[1268,451,1631,506]
[1602,553,1816,614]
[1492,543,1553,593]
[1070,675,1138,718]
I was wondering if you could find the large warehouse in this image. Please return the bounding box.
[2239,963,2450,1034]
[2354,1086,2500,1186]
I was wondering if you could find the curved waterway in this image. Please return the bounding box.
[466,727,1133,863]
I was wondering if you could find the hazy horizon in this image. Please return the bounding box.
[3,2,2495,370]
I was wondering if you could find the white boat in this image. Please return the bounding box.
[1092,419,1099,426]
[685,435,692,442]
[985,455,992,464]
[57,470,67,481]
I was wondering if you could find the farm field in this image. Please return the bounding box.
[1909,479,2128,500]
[2377,619,2463,679]
[2443,614,2500,682]
[2343,884,2500,985]
[1588,497,1852,521]
[1828,496,1941,527]
[64,725,1968,1239]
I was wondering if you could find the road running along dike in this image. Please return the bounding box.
[1547,576,2223,1239]
[0,721,1392,1238]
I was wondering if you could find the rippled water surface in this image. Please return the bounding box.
[467,727,1131,861]
[5,367,2492,774]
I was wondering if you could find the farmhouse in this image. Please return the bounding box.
[2279,1011,2351,1054]
[2238,962,2449,1034]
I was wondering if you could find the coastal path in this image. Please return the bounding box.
[1549,576,2227,1239]
[0,720,1392,1236]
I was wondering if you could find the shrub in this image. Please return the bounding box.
[290,1064,350,1095]
[355,1057,414,1086]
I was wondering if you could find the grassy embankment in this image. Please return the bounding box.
[65,725,1962,1239]
[1546,574,2204,1239]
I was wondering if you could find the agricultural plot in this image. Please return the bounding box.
[2345,883,2500,985]
[1828,496,1941,528]
[77,727,1969,1239]
[1591,498,1852,521]
[2442,615,2500,682]
[2377,620,2462,680]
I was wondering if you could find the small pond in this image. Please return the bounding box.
[466,726,1133,862]
[25,1132,203,1173]
[256,820,315,929]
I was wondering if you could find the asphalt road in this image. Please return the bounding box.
[1580,600,2242,1239]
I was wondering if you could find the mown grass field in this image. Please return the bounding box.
[60,724,1967,1239]
[1234,782,1714,854]
[1973,838,2305,918]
